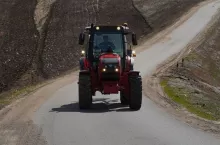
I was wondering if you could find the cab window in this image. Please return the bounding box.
[93,32,124,57]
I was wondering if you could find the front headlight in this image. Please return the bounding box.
[81,50,85,56]
[115,68,119,72]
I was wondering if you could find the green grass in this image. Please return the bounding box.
[160,79,216,121]
[185,52,198,61]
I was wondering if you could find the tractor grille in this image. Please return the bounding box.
[101,72,119,81]
[100,57,120,81]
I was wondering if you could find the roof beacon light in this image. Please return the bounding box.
[123,23,128,27]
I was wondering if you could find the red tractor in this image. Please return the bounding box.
[78,23,142,110]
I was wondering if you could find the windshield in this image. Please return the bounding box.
[92,32,124,57]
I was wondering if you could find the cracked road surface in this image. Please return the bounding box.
[34,1,220,145]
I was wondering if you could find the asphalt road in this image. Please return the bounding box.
[34,1,220,145]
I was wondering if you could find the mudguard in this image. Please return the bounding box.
[128,70,140,76]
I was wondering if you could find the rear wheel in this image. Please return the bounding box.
[120,91,129,105]
[129,75,142,110]
[78,73,92,109]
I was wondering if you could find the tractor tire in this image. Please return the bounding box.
[78,73,92,109]
[129,75,142,110]
[120,91,129,105]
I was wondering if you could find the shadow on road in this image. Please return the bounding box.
[50,98,135,113]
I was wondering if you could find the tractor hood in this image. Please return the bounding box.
[99,53,121,63]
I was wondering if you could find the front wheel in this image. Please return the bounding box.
[129,75,142,110]
[78,73,92,109]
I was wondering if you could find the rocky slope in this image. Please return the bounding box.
[0,0,204,94]
[0,0,39,92]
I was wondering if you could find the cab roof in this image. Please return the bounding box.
[84,24,129,33]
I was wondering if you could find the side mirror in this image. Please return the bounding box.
[79,33,85,45]
[132,33,137,46]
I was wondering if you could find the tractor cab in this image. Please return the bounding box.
[77,23,142,111]
[79,23,137,71]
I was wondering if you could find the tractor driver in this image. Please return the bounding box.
[98,35,116,53]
